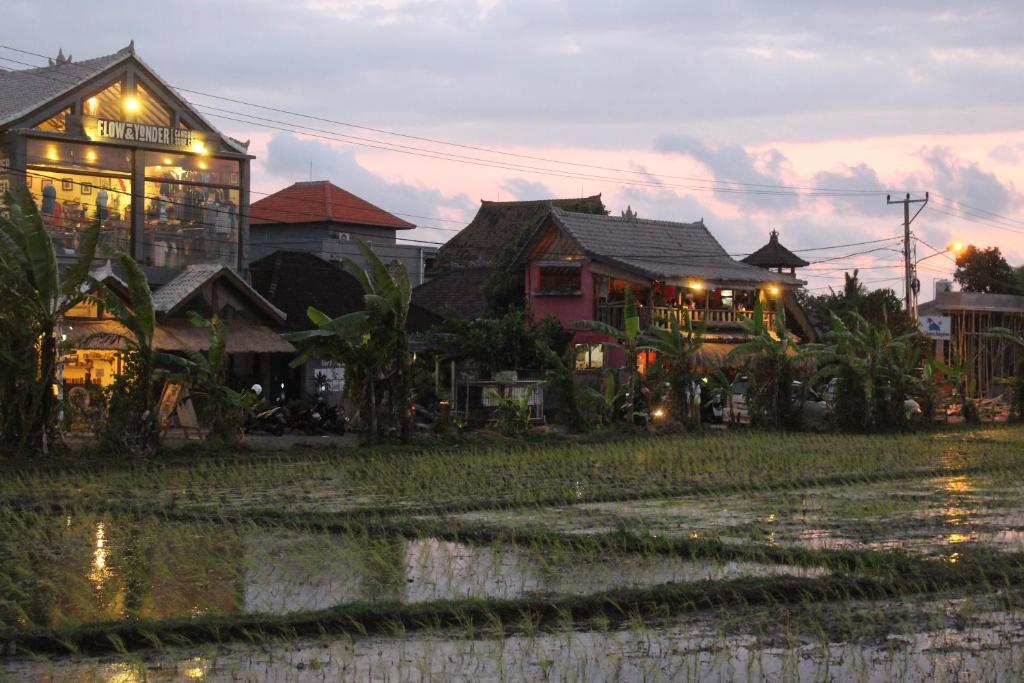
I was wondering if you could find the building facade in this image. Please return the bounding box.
[518,208,810,370]
[249,180,437,285]
[0,44,253,285]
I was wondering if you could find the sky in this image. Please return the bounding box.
[4,0,1024,297]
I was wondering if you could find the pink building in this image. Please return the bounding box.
[518,208,813,371]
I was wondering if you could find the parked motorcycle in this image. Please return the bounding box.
[243,384,288,436]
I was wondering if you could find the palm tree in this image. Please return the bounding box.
[573,286,642,422]
[983,326,1024,421]
[640,310,708,428]
[0,191,100,456]
[727,301,803,429]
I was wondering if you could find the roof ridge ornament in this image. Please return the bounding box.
[621,205,637,222]
[50,49,73,66]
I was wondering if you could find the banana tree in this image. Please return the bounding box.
[92,252,170,455]
[0,191,100,456]
[984,326,1024,421]
[727,302,803,429]
[640,310,708,428]
[573,286,642,422]
[286,241,412,443]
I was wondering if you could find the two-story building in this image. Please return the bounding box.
[248,180,437,285]
[518,208,811,370]
[0,44,294,393]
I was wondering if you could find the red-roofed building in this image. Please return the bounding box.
[249,180,436,283]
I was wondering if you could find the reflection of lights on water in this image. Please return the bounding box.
[948,552,961,564]
[943,475,975,494]
[765,513,776,523]
[89,522,111,589]
[182,659,207,679]
[947,533,973,544]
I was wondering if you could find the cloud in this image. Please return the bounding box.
[652,135,799,210]
[500,177,555,200]
[918,146,1016,212]
[812,163,892,216]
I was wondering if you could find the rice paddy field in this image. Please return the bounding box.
[3,425,1024,681]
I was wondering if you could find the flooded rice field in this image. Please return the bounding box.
[3,428,1024,680]
[451,472,1024,558]
[0,516,823,630]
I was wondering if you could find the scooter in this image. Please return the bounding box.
[243,384,288,436]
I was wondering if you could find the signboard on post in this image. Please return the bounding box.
[919,315,951,340]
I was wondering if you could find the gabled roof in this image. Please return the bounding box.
[151,263,286,324]
[0,49,130,127]
[411,267,492,320]
[533,208,803,287]
[250,181,415,230]
[0,44,248,155]
[434,195,605,271]
[741,230,809,269]
[249,251,440,333]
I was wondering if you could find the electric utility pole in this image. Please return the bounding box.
[887,192,929,316]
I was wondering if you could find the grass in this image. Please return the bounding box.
[2,424,1024,679]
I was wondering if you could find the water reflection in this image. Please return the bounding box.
[0,516,822,630]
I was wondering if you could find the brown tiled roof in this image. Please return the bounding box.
[250,181,415,230]
[741,230,809,268]
[434,195,605,271]
[542,208,803,287]
[411,268,491,320]
[249,251,440,333]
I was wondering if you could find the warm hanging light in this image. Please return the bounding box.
[197,160,208,170]
[162,157,172,165]
[86,97,98,115]
[85,149,97,163]
[689,281,704,291]
[122,95,140,114]
[191,140,208,155]
[46,145,58,161]
[768,285,780,296]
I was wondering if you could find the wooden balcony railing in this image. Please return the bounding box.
[595,302,774,331]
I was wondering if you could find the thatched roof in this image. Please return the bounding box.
[411,267,491,320]
[65,319,294,353]
[741,230,809,269]
[434,195,605,271]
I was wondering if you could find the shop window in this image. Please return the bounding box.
[145,152,239,188]
[62,350,122,389]
[84,80,123,120]
[27,139,132,174]
[537,263,582,295]
[720,289,734,309]
[143,182,239,268]
[35,107,70,132]
[574,344,604,370]
[134,82,172,128]
[28,170,131,254]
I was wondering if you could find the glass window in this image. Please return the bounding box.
[143,182,238,268]
[134,82,172,128]
[538,264,582,294]
[27,139,132,175]
[145,152,239,188]
[84,80,123,120]
[28,169,131,256]
[35,107,70,132]
[574,344,604,370]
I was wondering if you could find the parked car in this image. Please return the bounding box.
[723,376,829,428]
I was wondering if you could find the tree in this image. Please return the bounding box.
[0,191,100,457]
[640,311,707,429]
[432,310,566,377]
[727,302,804,429]
[95,252,170,456]
[810,312,924,432]
[185,312,247,442]
[954,245,1020,294]
[287,241,414,444]
[573,286,642,423]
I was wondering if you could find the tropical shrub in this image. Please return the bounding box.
[0,191,100,457]
[640,311,707,429]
